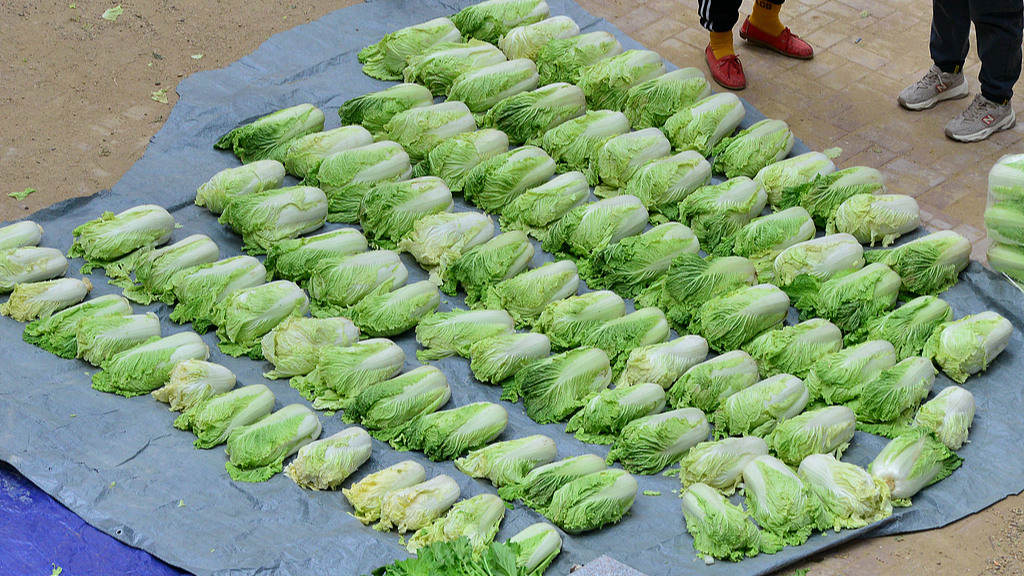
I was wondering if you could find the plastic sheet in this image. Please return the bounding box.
[1,1,1022,575]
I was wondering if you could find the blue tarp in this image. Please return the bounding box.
[1,1,1022,575]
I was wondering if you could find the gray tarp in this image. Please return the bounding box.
[1,0,1022,575]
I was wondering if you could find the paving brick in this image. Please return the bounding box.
[829,37,890,70]
[635,17,686,46]
[817,61,872,91]
[916,178,975,209]
[614,6,663,34]
[846,145,898,169]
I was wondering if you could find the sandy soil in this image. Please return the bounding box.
[0,1,1020,575]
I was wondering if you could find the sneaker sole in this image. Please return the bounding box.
[945,110,1017,143]
[898,81,970,111]
[739,30,814,60]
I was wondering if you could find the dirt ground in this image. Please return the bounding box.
[0,1,1021,575]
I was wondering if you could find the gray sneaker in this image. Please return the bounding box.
[898,65,969,111]
[944,94,1016,142]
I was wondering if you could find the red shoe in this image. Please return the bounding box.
[705,45,746,90]
[739,17,814,60]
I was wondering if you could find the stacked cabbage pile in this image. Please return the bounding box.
[6,0,1020,571]
[985,154,1024,287]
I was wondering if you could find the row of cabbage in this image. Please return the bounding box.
[4,0,1015,565]
[4,213,577,573]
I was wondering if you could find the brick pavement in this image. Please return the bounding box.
[578,0,1024,264]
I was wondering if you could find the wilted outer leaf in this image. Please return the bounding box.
[827,194,921,247]
[169,256,267,332]
[290,338,404,411]
[195,160,285,215]
[500,172,590,242]
[302,141,413,224]
[212,280,309,358]
[542,469,638,533]
[623,67,711,129]
[693,284,790,353]
[343,460,427,524]
[305,250,408,317]
[359,17,462,81]
[151,359,236,412]
[766,405,857,465]
[375,474,461,533]
[668,349,760,412]
[338,83,434,133]
[503,346,611,424]
[91,331,210,398]
[173,384,276,449]
[617,335,708,390]
[868,428,962,501]
[444,231,535,304]
[214,103,326,164]
[415,309,514,361]
[481,260,580,327]
[358,176,454,250]
[584,222,700,298]
[497,454,607,508]
[451,0,550,44]
[536,31,623,85]
[390,400,508,461]
[225,404,322,483]
[468,332,551,385]
[284,427,373,491]
[543,195,649,259]
[23,294,131,359]
[498,15,579,60]
[261,316,359,379]
[218,186,328,255]
[1,277,92,322]
[923,311,1013,384]
[798,453,893,531]
[742,318,844,378]
[637,254,755,332]
[536,110,630,173]
[406,493,506,553]
[662,92,745,157]
[677,436,769,495]
[606,407,709,475]
[565,383,666,444]
[455,435,557,487]
[76,312,161,366]
[342,366,451,440]
[913,386,975,450]
[681,482,777,561]
[348,281,441,338]
[532,290,625,350]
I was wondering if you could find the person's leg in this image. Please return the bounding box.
[738,0,814,60]
[748,0,785,36]
[898,0,971,110]
[942,0,1020,142]
[929,0,971,74]
[698,0,743,38]
[699,0,747,89]
[971,0,1023,104]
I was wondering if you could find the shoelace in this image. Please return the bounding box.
[915,67,942,90]
[962,95,997,121]
[719,55,743,77]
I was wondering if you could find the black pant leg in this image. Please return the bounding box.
[930,0,972,73]
[698,0,745,32]
[971,0,1024,103]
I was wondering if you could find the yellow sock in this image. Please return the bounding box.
[750,0,785,36]
[709,31,735,59]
